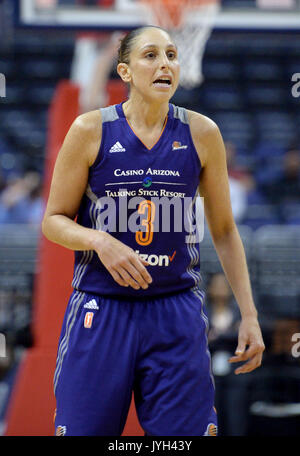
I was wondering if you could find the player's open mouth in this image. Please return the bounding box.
[153,77,172,87]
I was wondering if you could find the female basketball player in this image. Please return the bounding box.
[42,26,265,436]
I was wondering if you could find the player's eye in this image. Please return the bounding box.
[167,51,176,59]
[145,52,156,59]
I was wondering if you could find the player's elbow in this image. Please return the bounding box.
[41,211,61,241]
[41,213,52,240]
[209,217,237,245]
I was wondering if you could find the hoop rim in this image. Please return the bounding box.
[141,0,220,29]
[142,0,219,6]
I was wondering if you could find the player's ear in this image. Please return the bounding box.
[117,63,131,83]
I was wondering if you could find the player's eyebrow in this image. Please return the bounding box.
[140,43,177,50]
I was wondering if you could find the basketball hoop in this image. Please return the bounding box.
[140,0,220,89]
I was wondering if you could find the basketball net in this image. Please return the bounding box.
[140,0,220,89]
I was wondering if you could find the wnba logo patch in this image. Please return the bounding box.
[204,423,217,436]
[56,425,67,436]
[84,312,94,329]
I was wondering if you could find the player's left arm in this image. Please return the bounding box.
[189,111,265,374]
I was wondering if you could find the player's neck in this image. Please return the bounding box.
[123,96,169,131]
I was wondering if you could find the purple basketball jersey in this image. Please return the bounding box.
[72,103,203,297]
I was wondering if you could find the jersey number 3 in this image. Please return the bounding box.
[135,200,155,246]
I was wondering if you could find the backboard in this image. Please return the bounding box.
[15,0,300,31]
[15,0,151,30]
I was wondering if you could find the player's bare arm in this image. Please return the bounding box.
[42,110,152,290]
[189,111,265,374]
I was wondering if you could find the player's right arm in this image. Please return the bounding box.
[42,110,151,290]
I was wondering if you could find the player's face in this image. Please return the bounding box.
[126,28,180,101]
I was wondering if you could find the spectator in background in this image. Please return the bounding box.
[0,174,26,224]
[245,317,300,436]
[224,142,252,222]
[0,171,44,224]
[225,141,251,184]
[228,177,247,224]
[205,272,240,435]
[206,272,239,347]
[0,170,5,194]
[260,147,300,223]
[22,171,45,224]
[222,317,300,437]
[262,148,300,206]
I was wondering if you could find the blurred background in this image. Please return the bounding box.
[0,0,300,437]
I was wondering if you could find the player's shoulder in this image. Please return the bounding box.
[72,109,102,138]
[186,109,219,137]
[63,109,102,167]
[186,109,223,167]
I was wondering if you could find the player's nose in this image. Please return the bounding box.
[158,52,170,69]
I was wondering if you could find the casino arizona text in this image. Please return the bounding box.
[114,168,181,177]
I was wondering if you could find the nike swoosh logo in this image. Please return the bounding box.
[169,251,176,262]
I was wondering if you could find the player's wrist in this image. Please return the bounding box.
[88,229,110,252]
[240,311,258,322]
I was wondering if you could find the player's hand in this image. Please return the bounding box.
[229,316,265,375]
[94,231,152,290]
